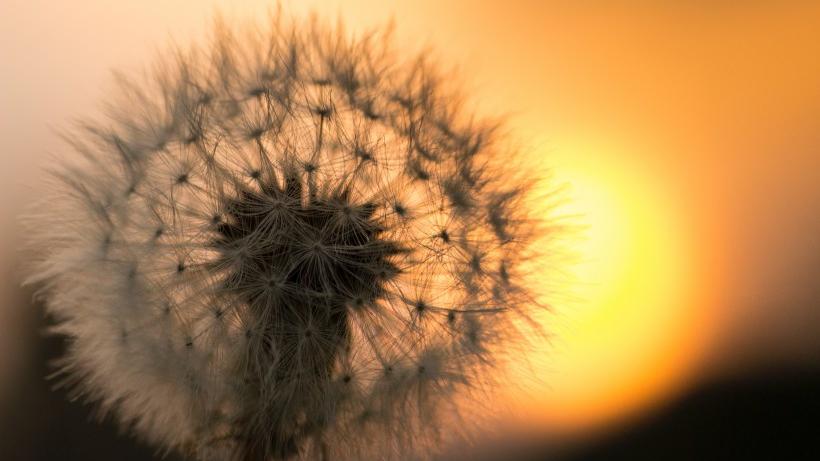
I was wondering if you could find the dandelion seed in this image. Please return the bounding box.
[23,11,553,461]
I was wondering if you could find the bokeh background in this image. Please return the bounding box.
[1,1,819,459]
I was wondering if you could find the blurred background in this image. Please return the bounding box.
[1,1,818,459]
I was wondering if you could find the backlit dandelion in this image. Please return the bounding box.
[24,12,552,461]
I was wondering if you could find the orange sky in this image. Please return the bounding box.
[2,0,820,440]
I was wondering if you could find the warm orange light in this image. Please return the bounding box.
[7,0,814,445]
[521,137,713,434]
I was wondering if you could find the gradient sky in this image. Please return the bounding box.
[2,0,819,442]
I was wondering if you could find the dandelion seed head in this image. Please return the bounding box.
[23,11,554,461]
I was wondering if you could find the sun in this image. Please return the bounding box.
[517,138,714,434]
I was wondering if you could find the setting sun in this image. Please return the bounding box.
[525,137,712,433]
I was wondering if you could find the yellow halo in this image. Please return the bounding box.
[521,138,715,434]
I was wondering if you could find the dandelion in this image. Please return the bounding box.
[24,11,551,461]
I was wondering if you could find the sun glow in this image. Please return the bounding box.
[523,138,711,433]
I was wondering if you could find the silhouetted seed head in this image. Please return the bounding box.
[23,12,551,461]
